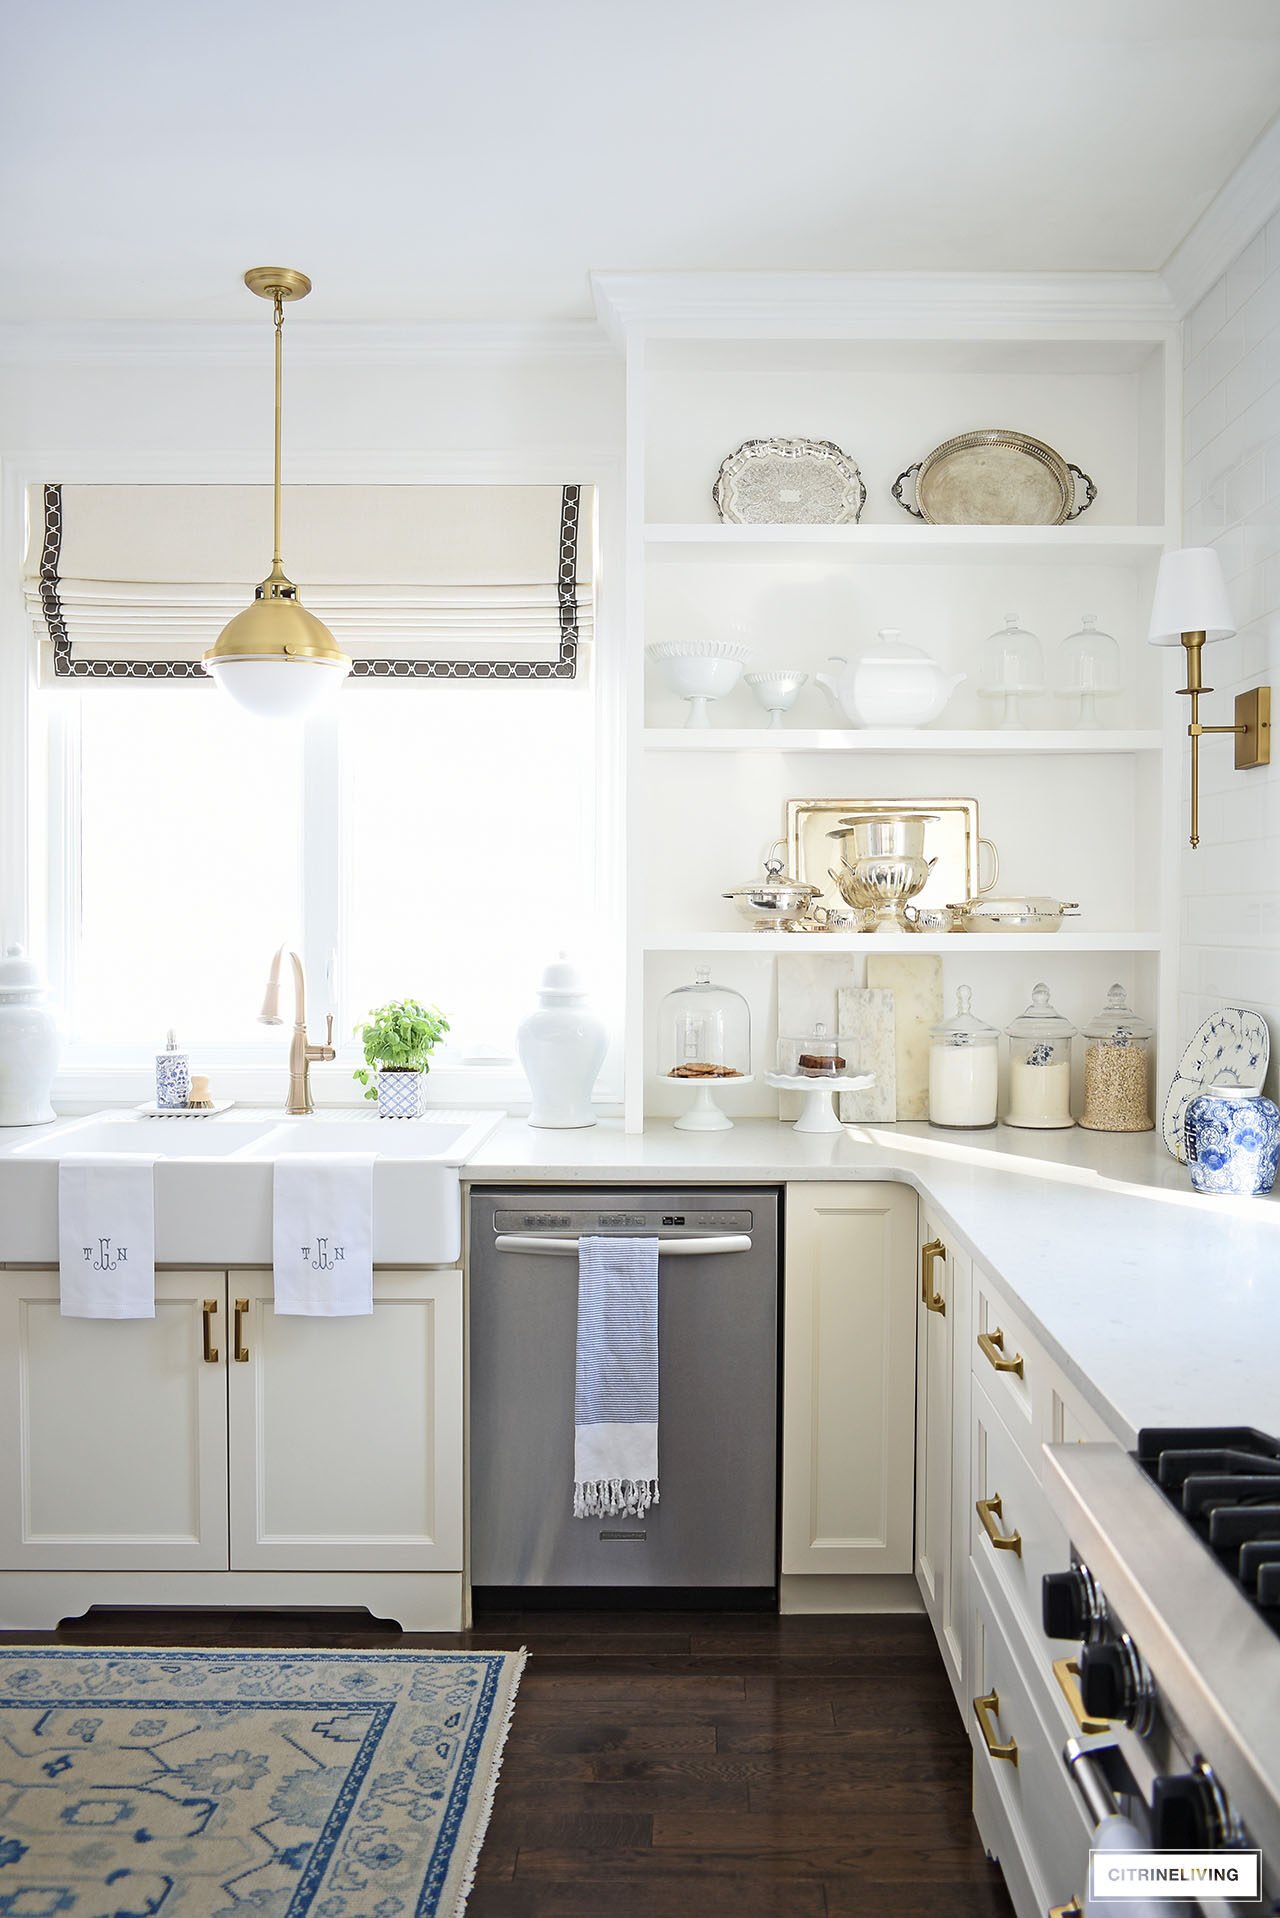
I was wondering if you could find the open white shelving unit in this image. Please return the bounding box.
[593,276,1181,1131]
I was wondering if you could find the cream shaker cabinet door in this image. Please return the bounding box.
[0,1270,230,1572]
[782,1183,918,1575]
[915,1213,970,1703]
[227,1269,463,1574]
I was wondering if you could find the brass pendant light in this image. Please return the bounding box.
[203,267,351,716]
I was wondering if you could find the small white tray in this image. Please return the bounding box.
[133,1100,235,1118]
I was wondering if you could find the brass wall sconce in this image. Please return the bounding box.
[1147,546,1271,847]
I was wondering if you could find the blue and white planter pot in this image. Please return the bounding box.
[376,1068,423,1120]
[1184,1084,1280,1197]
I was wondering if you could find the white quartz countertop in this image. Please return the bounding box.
[2,1107,1276,1450]
[467,1117,1280,1449]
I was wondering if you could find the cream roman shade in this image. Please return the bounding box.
[25,482,592,681]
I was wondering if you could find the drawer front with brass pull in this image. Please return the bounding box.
[972,1375,1070,1657]
[972,1578,1096,1907]
[920,1237,947,1315]
[202,1298,220,1365]
[973,1688,1019,1764]
[977,1325,1024,1378]
[976,1491,1023,1557]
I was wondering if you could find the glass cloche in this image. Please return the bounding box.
[1053,613,1123,728]
[777,1022,858,1079]
[660,967,751,1131]
[978,612,1045,729]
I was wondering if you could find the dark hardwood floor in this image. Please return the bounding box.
[1,1605,1014,1917]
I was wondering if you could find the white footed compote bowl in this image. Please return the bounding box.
[765,1069,875,1133]
[647,639,752,728]
[745,669,807,729]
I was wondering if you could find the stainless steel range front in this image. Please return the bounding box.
[1043,1428,1280,1915]
[468,1186,779,1600]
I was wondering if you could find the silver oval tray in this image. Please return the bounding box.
[713,437,866,524]
[893,430,1096,525]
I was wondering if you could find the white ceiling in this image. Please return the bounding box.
[3,0,1280,325]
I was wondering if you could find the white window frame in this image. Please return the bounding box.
[3,446,626,1114]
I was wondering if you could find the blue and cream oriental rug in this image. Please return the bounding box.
[0,1644,525,1917]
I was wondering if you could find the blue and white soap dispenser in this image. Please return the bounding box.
[155,1029,191,1109]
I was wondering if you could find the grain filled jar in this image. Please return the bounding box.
[1079,983,1153,1132]
[1004,983,1076,1129]
[928,985,999,1129]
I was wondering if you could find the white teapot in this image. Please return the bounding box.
[815,631,964,728]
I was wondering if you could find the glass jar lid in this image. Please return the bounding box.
[1083,982,1152,1042]
[1006,982,1076,1042]
[931,984,999,1048]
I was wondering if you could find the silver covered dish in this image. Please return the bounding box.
[946,894,1080,933]
[723,848,822,928]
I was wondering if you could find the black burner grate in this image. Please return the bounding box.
[1138,1427,1280,1637]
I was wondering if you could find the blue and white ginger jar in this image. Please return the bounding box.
[1184,1084,1280,1196]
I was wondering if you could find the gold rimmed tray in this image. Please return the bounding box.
[893,430,1096,525]
[786,797,993,918]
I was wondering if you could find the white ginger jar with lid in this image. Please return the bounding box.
[517,953,608,1129]
[0,944,62,1127]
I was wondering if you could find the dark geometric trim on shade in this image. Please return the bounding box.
[42,481,583,682]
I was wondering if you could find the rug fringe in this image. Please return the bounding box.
[453,1644,528,1917]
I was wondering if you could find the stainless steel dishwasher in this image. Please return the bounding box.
[469,1187,779,1601]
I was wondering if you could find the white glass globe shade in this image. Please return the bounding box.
[205,658,349,718]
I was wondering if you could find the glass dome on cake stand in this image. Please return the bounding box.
[1053,613,1123,728]
[977,613,1046,729]
[765,1023,873,1134]
[659,967,752,1130]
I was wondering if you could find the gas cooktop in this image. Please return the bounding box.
[1138,1426,1280,1634]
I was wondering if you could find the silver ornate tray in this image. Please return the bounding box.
[892,430,1096,525]
[713,437,866,524]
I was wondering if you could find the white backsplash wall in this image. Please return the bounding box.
[1181,222,1280,1098]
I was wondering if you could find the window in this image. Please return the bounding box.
[45,674,608,1087]
[34,478,617,1101]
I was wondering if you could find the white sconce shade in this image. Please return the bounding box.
[1147,546,1236,645]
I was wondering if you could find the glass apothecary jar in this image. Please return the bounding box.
[660,966,752,1132]
[1079,983,1153,1133]
[928,986,999,1130]
[1004,983,1075,1129]
[777,1022,857,1078]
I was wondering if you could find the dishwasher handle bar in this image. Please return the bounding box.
[493,1232,752,1258]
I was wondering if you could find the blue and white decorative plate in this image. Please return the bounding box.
[1162,1008,1270,1160]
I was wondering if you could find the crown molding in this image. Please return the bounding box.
[591,270,1177,342]
[1161,113,1280,317]
[0,318,616,369]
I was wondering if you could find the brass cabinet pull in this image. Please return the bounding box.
[976,1492,1023,1557]
[201,1298,220,1364]
[972,1689,1018,1765]
[1052,1655,1111,1734]
[921,1237,946,1315]
[233,1298,250,1364]
[1048,1902,1083,1918]
[977,1325,1025,1378]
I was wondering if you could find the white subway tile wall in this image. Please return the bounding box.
[1182,215,1280,1097]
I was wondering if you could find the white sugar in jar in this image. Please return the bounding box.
[928,985,999,1129]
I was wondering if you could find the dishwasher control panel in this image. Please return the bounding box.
[492,1208,756,1234]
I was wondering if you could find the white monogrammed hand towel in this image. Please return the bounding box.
[573,1234,660,1519]
[59,1155,157,1318]
[273,1155,376,1315]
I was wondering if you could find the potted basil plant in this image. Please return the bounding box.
[354,999,450,1119]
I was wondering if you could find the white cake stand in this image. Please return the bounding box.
[672,1074,755,1132]
[766,1071,875,1134]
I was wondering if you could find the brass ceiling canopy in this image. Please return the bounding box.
[203,266,350,714]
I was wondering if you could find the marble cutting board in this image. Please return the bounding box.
[866,953,943,1123]
[837,987,896,1123]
